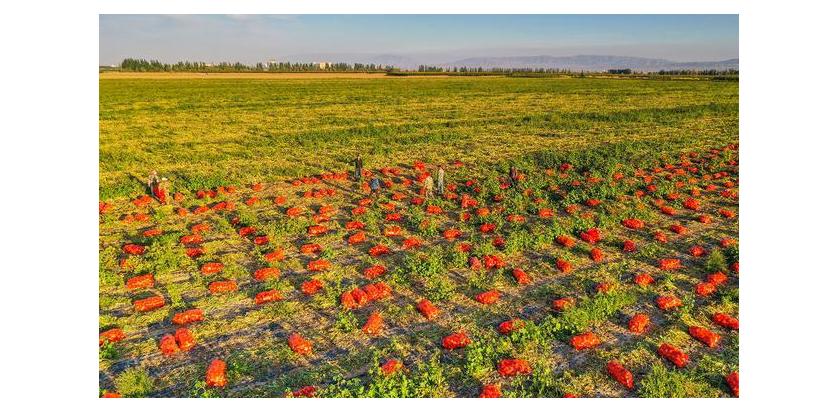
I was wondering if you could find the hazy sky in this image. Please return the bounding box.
[99,15,739,65]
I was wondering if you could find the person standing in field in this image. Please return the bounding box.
[423,174,434,198]
[509,165,520,188]
[354,154,363,182]
[370,176,382,197]
[147,171,168,203]
[436,166,445,195]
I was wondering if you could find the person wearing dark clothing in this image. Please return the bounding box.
[354,155,363,182]
[370,177,382,196]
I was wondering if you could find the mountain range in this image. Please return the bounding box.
[288,53,738,72]
[443,55,739,72]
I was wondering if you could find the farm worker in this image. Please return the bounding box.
[509,165,520,188]
[436,167,445,195]
[423,175,434,198]
[147,170,169,203]
[354,154,363,182]
[370,177,382,196]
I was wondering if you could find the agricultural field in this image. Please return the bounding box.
[99,74,737,199]
[99,75,739,398]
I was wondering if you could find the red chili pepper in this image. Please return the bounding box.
[658,343,689,367]
[380,359,403,376]
[205,359,227,387]
[254,289,283,305]
[99,328,126,346]
[362,311,384,336]
[628,313,650,334]
[134,296,165,312]
[301,279,323,296]
[201,262,224,276]
[479,384,502,398]
[713,313,739,330]
[570,332,602,350]
[475,289,501,305]
[288,333,312,355]
[726,371,739,396]
[498,319,525,335]
[606,361,634,389]
[688,326,721,348]
[416,299,440,320]
[442,332,471,350]
[497,359,531,377]
[175,327,196,351]
[126,274,154,290]
[656,296,682,310]
[160,334,179,356]
[172,309,203,325]
[208,280,237,294]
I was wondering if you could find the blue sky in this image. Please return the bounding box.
[99,15,738,65]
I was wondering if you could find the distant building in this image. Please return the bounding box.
[316,61,331,70]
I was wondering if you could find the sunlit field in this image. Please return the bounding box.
[99,74,737,199]
[99,74,738,398]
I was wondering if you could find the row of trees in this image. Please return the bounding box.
[654,69,739,76]
[607,69,633,75]
[417,65,738,75]
[418,65,586,74]
[117,58,396,73]
[114,58,738,76]
[606,68,740,76]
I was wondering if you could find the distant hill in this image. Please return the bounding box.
[281,53,737,72]
[441,55,739,72]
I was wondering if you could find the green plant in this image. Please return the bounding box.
[424,275,456,302]
[504,228,533,254]
[723,245,739,265]
[99,246,122,288]
[319,354,451,397]
[191,379,220,398]
[400,248,446,278]
[563,291,636,334]
[99,340,119,360]
[335,310,358,333]
[704,248,727,273]
[637,362,719,397]
[464,335,514,378]
[115,367,155,397]
[503,360,563,397]
[227,351,257,383]
[137,239,193,276]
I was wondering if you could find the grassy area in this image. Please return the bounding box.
[100,75,737,199]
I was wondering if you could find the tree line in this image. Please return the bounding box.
[116,58,396,73]
[418,65,583,74]
[653,69,739,76]
[417,65,738,76]
[112,58,738,76]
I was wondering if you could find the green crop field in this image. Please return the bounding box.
[99,74,737,200]
[99,73,738,398]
